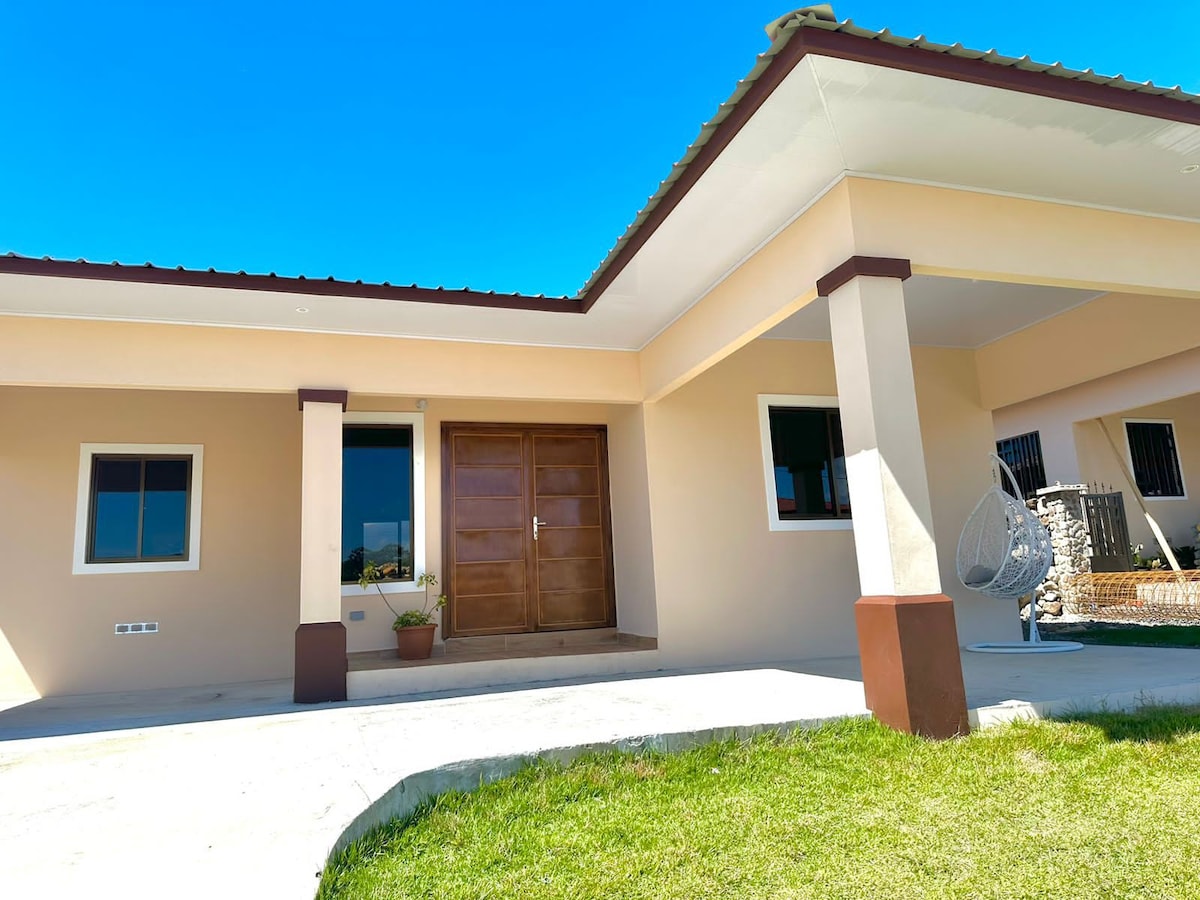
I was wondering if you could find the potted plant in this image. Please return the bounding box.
[358,563,447,660]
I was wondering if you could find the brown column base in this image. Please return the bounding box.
[855,594,969,739]
[294,622,348,704]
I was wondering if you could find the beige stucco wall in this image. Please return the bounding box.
[0,387,301,699]
[642,339,1013,670]
[0,316,641,403]
[0,387,660,698]
[1074,396,1200,553]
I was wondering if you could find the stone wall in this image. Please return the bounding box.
[1031,485,1093,617]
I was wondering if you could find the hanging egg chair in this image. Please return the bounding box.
[956,453,1082,653]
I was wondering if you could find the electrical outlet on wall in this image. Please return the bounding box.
[115,622,159,635]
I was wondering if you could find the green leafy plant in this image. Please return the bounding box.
[358,563,447,630]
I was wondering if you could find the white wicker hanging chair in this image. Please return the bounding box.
[956,454,1082,653]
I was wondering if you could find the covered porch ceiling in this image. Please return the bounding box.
[764,275,1104,349]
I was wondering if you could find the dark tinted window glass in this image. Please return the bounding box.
[141,459,190,557]
[768,408,850,519]
[342,426,414,583]
[1126,421,1185,498]
[91,458,142,559]
[89,456,191,562]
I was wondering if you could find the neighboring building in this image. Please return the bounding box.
[3,6,1200,736]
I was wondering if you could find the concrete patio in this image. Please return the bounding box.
[1,645,1198,900]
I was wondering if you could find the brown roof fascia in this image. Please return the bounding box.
[0,255,583,315]
[798,27,1200,127]
[579,27,1200,313]
[816,256,912,297]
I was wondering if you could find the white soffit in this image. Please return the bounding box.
[812,56,1200,218]
[763,275,1104,349]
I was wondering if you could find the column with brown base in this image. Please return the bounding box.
[295,389,349,703]
[823,258,969,739]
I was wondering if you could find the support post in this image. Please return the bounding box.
[295,388,349,703]
[825,262,969,738]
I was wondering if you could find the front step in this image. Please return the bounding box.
[346,630,659,701]
[444,627,621,655]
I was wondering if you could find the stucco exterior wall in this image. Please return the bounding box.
[0,387,301,699]
[642,339,1012,670]
[1073,396,1200,552]
[0,388,659,698]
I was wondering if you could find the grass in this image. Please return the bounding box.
[318,707,1200,899]
[1038,621,1200,649]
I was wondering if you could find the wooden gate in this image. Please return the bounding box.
[1084,492,1132,573]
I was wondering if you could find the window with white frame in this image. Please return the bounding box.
[1124,419,1186,499]
[757,395,852,531]
[73,444,204,574]
[341,412,426,596]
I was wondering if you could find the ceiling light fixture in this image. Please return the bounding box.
[295,307,310,313]
[1182,164,1200,174]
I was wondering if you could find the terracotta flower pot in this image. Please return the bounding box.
[395,624,437,660]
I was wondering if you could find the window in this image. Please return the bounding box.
[73,444,204,574]
[757,395,852,531]
[1124,420,1186,499]
[995,431,1047,500]
[341,412,426,595]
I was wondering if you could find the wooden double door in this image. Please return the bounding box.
[442,423,617,637]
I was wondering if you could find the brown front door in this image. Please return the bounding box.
[443,423,616,637]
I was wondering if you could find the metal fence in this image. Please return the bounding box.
[1065,570,1200,623]
[1082,492,1131,572]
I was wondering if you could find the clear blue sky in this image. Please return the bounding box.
[3,2,1198,297]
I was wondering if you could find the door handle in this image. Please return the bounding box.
[533,517,547,540]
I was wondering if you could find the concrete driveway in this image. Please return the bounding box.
[3,646,1199,899]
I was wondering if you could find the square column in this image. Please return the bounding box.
[295,389,348,703]
[823,258,968,738]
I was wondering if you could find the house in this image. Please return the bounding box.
[3,6,1200,738]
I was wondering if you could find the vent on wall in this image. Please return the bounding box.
[115,622,159,635]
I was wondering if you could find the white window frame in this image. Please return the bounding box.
[72,443,204,574]
[1122,417,1188,501]
[340,411,427,597]
[757,394,853,532]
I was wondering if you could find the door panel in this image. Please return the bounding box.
[444,424,616,637]
[537,590,609,628]
[536,527,603,560]
[537,557,606,593]
[536,496,600,527]
[453,593,528,633]
[455,466,522,497]
[455,529,525,563]
[535,466,600,496]
[447,431,530,635]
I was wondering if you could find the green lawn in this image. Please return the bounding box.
[318,708,1200,900]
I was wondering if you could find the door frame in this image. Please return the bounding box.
[441,422,618,638]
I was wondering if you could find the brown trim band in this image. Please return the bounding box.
[815,256,912,297]
[294,621,347,704]
[0,255,583,315]
[297,388,349,411]
[581,26,1200,311]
